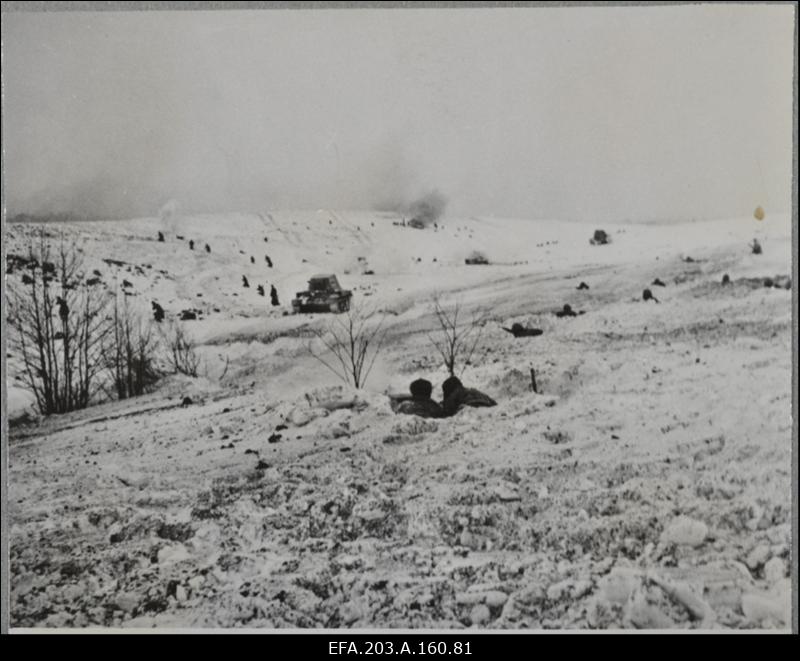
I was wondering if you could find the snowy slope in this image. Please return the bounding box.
[5,209,793,630]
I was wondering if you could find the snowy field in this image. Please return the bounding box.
[5,209,793,630]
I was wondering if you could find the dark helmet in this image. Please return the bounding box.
[409,378,433,400]
[442,376,463,400]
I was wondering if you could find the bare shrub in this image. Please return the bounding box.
[7,231,113,414]
[162,319,202,377]
[308,306,387,389]
[104,290,163,400]
[427,295,489,377]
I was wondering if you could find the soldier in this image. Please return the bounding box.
[270,285,280,306]
[396,379,444,418]
[205,243,211,253]
[555,304,578,317]
[56,296,69,324]
[265,255,273,268]
[151,301,165,322]
[242,275,249,288]
[441,376,497,417]
[502,322,543,338]
[643,288,659,303]
[189,239,195,250]
[157,231,165,242]
[257,284,265,296]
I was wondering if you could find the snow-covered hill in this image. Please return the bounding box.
[5,209,793,630]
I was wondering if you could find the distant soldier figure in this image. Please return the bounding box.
[555,303,578,317]
[441,376,497,417]
[189,239,195,250]
[157,231,165,242]
[643,288,659,303]
[576,282,590,290]
[205,243,211,253]
[502,322,543,338]
[721,273,731,285]
[750,238,762,255]
[270,285,280,306]
[396,379,444,419]
[652,278,666,287]
[257,284,265,296]
[56,296,69,323]
[152,301,165,322]
[250,256,255,264]
[242,275,250,288]
[265,255,273,268]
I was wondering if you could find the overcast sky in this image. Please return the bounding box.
[2,4,795,222]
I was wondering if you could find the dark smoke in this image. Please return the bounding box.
[407,189,448,226]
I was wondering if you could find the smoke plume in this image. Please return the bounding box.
[407,190,448,226]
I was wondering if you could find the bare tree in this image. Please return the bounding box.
[426,294,489,377]
[308,306,387,389]
[7,231,113,414]
[104,290,163,399]
[162,319,202,377]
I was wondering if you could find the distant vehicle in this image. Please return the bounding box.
[465,251,489,265]
[292,274,353,313]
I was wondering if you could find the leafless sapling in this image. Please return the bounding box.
[426,294,489,377]
[308,306,388,389]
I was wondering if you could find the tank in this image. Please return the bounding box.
[291,274,353,313]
